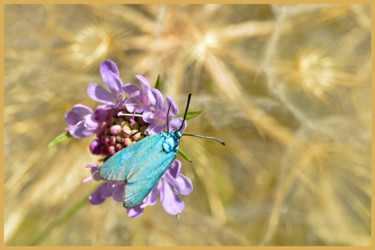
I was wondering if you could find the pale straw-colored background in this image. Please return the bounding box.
[4,4,371,245]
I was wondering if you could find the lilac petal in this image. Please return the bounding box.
[82,164,98,183]
[147,89,156,106]
[91,168,101,181]
[151,89,164,112]
[160,181,185,215]
[70,123,95,138]
[65,104,93,126]
[112,183,125,202]
[166,172,193,196]
[84,164,101,182]
[147,185,160,206]
[142,109,156,123]
[146,122,165,135]
[89,182,113,205]
[87,83,116,104]
[135,75,151,92]
[127,205,144,218]
[169,118,187,132]
[167,160,182,179]
[94,105,113,122]
[100,60,122,95]
[100,60,119,76]
[124,98,142,113]
[84,114,99,130]
[109,72,124,97]
[165,160,193,195]
[165,96,178,116]
[123,84,140,96]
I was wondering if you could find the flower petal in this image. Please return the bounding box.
[84,114,99,130]
[100,60,122,95]
[160,180,185,215]
[147,184,160,206]
[169,118,187,132]
[151,89,164,112]
[165,96,178,116]
[135,75,151,92]
[87,83,116,104]
[70,123,95,138]
[167,173,193,196]
[112,183,125,202]
[124,97,143,113]
[65,104,93,126]
[165,160,193,195]
[89,182,113,205]
[91,169,101,181]
[123,83,140,96]
[146,122,165,135]
[167,160,182,179]
[127,205,144,218]
[142,109,155,123]
[94,105,113,122]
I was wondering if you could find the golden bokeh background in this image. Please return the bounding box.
[4,4,371,246]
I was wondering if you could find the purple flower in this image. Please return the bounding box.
[123,75,156,113]
[87,60,124,106]
[65,104,98,139]
[143,89,187,135]
[89,181,126,205]
[127,159,193,218]
[63,59,200,218]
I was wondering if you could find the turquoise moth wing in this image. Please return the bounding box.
[99,132,179,208]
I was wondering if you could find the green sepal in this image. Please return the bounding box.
[155,75,161,91]
[47,131,72,148]
[174,110,202,120]
[178,148,192,162]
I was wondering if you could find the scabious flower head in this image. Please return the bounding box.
[64,60,192,218]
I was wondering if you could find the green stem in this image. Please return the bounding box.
[29,185,99,246]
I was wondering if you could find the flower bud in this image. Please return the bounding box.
[124,138,132,147]
[131,131,141,141]
[121,125,132,136]
[89,139,102,155]
[110,136,116,145]
[107,117,114,125]
[110,125,121,135]
[104,136,110,146]
[116,118,123,125]
[115,144,123,151]
[108,146,116,155]
[100,121,107,129]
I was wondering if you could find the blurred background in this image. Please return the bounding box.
[4,4,371,246]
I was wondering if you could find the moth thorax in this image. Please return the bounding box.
[162,134,180,153]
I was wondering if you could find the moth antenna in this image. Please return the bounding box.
[179,93,192,131]
[166,102,171,133]
[182,133,226,146]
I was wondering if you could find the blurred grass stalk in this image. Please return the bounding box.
[4,4,371,245]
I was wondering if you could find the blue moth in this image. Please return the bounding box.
[99,94,225,209]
